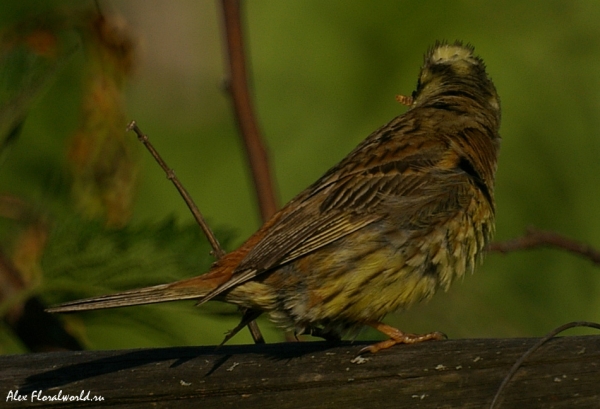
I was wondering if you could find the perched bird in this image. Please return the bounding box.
[48,41,501,353]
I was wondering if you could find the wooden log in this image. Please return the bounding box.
[1,336,599,408]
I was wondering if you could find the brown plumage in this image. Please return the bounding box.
[48,41,501,353]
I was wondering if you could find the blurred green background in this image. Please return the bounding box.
[1,0,599,353]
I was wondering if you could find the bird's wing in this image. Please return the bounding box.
[197,116,476,304]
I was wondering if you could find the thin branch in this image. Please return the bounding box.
[487,226,600,266]
[490,321,600,409]
[126,121,225,259]
[128,121,264,343]
[219,0,277,344]
[220,0,278,221]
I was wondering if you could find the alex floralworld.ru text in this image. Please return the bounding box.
[6,389,104,402]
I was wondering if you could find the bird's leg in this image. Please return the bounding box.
[358,321,446,354]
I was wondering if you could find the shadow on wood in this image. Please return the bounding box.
[1,336,599,408]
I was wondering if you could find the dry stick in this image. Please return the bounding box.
[127,121,264,344]
[220,0,278,343]
[487,226,600,266]
[220,0,278,221]
[486,228,600,407]
[126,121,225,259]
[489,321,600,409]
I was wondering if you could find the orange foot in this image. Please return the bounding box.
[359,321,446,355]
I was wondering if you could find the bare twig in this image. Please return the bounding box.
[487,226,600,266]
[126,121,225,259]
[220,0,278,221]
[219,0,279,344]
[490,321,600,409]
[127,121,264,343]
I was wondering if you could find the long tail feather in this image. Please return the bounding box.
[47,255,240,313]
[45,270,232,313]
[46,283,208,313]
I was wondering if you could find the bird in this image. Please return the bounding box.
[48,41,501,354]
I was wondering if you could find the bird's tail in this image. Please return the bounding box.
[46,267,232,313]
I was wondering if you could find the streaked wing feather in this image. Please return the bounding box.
[202,119,455,300]
[279,212,381,264]
[199,209,381,304]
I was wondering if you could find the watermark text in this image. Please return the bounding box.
[6,389,104,403]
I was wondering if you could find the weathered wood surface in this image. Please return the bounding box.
[1,336,599,408]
